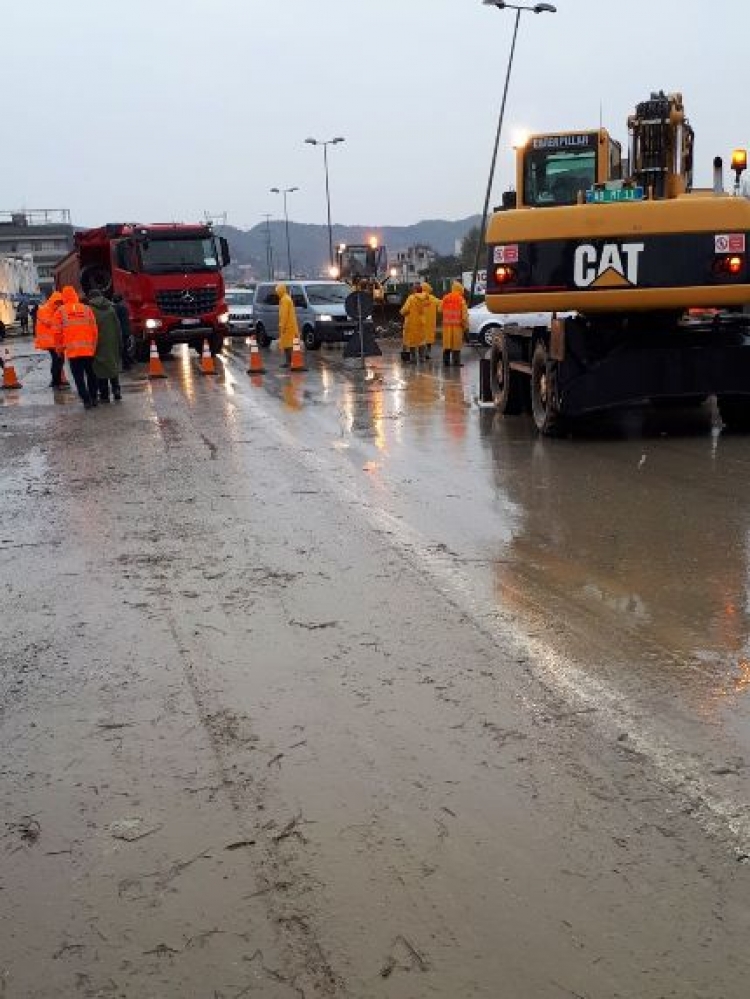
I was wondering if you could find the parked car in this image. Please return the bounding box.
[467,301,566,346]
[225,287,256,335]
[253,281,356,349]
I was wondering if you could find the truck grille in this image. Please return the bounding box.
[156,287,218,317]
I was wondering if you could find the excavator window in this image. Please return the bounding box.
[523,147,597,207]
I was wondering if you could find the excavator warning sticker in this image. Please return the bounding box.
[494,245,519,264]
[715,234,745,253]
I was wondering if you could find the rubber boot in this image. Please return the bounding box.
[443,349,451,367]
[418,345,425,362]
[410,349,418,364]
[281,348,292,368]
[452,350,463,368]
[425,346,431,360]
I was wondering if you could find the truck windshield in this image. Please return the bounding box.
[524,149,597,207]
[140,237,219,273]
[305,283,351,305]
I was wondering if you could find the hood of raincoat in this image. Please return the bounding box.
[451,281,464,295]
[423,282,433,295]
[61,286,79,305]
[87,289,113,313]
[276,283,288,299]
[49,291,63,306]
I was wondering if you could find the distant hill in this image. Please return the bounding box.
[217,216,481,279]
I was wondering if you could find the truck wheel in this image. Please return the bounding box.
[255,323,271,349]
[531,341,566,436]
[303,326,321,351]
[492,333,526,415]
[717,395,750,431]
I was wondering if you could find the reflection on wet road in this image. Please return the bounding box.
[222,341,750,758]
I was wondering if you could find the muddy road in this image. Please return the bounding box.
[2,339,750,998]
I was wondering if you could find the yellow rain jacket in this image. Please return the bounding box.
[441,281,469,351]
[277,283,299,351]
[400,289,427,349]
[422,283,441,346]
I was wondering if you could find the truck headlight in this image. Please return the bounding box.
[218,311,230,324]
[318,314,333,322]
[145,318,162,330]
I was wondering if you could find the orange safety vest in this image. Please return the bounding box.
[34,302,62,351]
[442,292,465,327]
[58,302,98,358]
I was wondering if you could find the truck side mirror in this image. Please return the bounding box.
[219,237,231,268]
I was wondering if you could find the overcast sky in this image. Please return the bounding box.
[2,0,748,230]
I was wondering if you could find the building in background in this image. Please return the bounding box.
[387,245,436,285]
[0,210,75,296]
[0,255,40,325]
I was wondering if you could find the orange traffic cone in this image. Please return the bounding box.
[1,342,22,390]
[148,339,167,379]
[290,334,307,373]
[200,337,216,375]
[246,334,265,375]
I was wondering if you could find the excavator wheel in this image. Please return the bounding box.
[492,333,526,415]
[531,340,567,436]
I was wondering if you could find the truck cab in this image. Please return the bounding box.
[55,223,232,359]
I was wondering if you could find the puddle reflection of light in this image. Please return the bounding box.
[179,344,196,404]
[321,365,332,396]
[219,354,236,396]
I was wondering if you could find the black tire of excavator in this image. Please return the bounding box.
[531,340,567,437]
[492,333,526,416]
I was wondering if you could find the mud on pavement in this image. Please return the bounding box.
[2,345,750,998]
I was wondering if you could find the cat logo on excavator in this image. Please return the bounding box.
[573,242,645,289]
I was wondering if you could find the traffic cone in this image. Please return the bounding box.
[246,334,265,375]
[290,334,307,373]
[1,342,22,390]
[148,339,167,379]
[200,337,216,375]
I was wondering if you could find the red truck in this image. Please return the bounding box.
[54,222,231,360]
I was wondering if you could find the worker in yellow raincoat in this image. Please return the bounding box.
[440,281,469,367]
[400,284,427,364]
[277,283,299,368]
[421,282,441,361]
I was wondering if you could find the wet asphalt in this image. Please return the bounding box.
[2,335,750,997]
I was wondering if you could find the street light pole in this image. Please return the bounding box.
[469,1,556,306]
[305,137,345,273]
[270,186,299,280]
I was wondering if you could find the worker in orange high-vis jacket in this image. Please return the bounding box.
[55,286,99,408]
[440,281,469,367]
[34,291,67,389]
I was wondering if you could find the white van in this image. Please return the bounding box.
[253,280,356,349]
[225,287,256,336]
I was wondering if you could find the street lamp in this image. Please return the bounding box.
[305,137,345,272]
[270,186,299,279]
[469,0,557,305]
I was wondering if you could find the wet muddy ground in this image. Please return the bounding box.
[2,337,750,997]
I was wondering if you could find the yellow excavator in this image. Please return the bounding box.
[484,92,750,433]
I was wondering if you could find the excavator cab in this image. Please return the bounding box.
[336,241,388,282]
[516,129,622,208]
